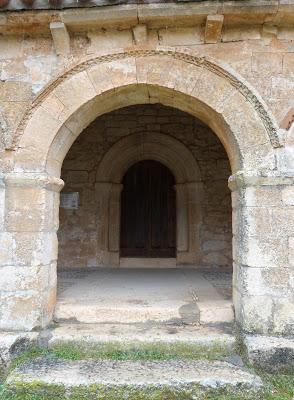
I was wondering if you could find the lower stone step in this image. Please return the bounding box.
[47,322,235,350]
[5,358,263,399]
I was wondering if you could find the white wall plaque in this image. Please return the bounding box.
[60,192,79,209]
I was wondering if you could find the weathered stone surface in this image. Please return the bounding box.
[54,268,233,325]
[50,22,70,56]
[245,335,294,372]
[0,3,293,343]
[48,322,235,349]
[6,358,263,392]
[0,332,38,376]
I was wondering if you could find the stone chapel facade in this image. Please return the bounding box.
[0,0,294,345]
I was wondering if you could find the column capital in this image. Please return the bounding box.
[228,171,294,191]
[3,173,64,192]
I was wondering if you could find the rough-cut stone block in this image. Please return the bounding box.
[243,186,282,207]
[87,29,133,54]
[133,24,147,44]
[0,183,4,231]
[0,292,42,331]
[283,53,294,76]
[0,332,38,376]
[282,186,294,205]
[204,14,224,44]
[290,237,294,266]
[273,298,294,335]
[252,52,283,76]
[6,358,264,394]
[244,206,294,238]
[235,265,292,298]
[272,76,294,99]
[0,265,50,292]
[5,187,55,232]
[235,292,274,334]
[245,335,294,372]
[158,27,202,46]
[50,22,70,56]
[0,81,31,102]
[234,235,288,268]
[0,232,14,266]
[54,71,96,119]
[191,67,235,114]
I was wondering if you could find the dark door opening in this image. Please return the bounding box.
[120,160,176,258]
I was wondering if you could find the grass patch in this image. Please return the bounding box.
[2,342,294,399]
[0,381,265,400]
[6,341,233,368]
[2,376,294,400]
[50,341,232,362]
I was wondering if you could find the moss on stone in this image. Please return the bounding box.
[50,340,233,362]
[1,381,265,400]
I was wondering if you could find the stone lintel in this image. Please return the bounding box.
[228,171,294,191]
[204,14,224,44]
[4,173,64,192]
[50,21,70,56]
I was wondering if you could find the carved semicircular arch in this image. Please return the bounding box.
[96,132,201,184]
[13,47,280,176]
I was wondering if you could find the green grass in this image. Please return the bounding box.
[1,342,294,399]
[6,341,233,367]
[1,377,294,400]
[50,341,232,361]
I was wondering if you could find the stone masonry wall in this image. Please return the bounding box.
[0,25,293,158]
[58,104,232,269]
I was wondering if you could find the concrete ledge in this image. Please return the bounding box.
[244,335,294,372]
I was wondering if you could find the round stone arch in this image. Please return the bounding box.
[11,47,280,177]
[94,132,203,265]
[1,47,283,332]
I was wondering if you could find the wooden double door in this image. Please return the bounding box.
[120,160,176,258]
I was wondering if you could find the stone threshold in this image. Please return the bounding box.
[119,257,177,268]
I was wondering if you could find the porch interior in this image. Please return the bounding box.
[55,267,233,329]
[55,103,233,332]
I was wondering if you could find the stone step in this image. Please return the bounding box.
[47,322,235,351]
[5,358,263,399]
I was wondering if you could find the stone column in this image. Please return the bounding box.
[186,181,203,263]
[108,183,123,266]
[174,183,188,254]
[229,171,294,335]
[175,182,203,265]
[0,172,64,331]
[95,182,112,265]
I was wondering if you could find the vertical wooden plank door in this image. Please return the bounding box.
[120,160,176,257]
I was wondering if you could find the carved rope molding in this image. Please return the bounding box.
[12,48,281,149]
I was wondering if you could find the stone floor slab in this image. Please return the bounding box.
[55,268,233,325]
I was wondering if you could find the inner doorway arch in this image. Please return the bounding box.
[120,160,176,258]
[95,132,203,266]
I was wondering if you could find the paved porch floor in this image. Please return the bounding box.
[55,268,233,326]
